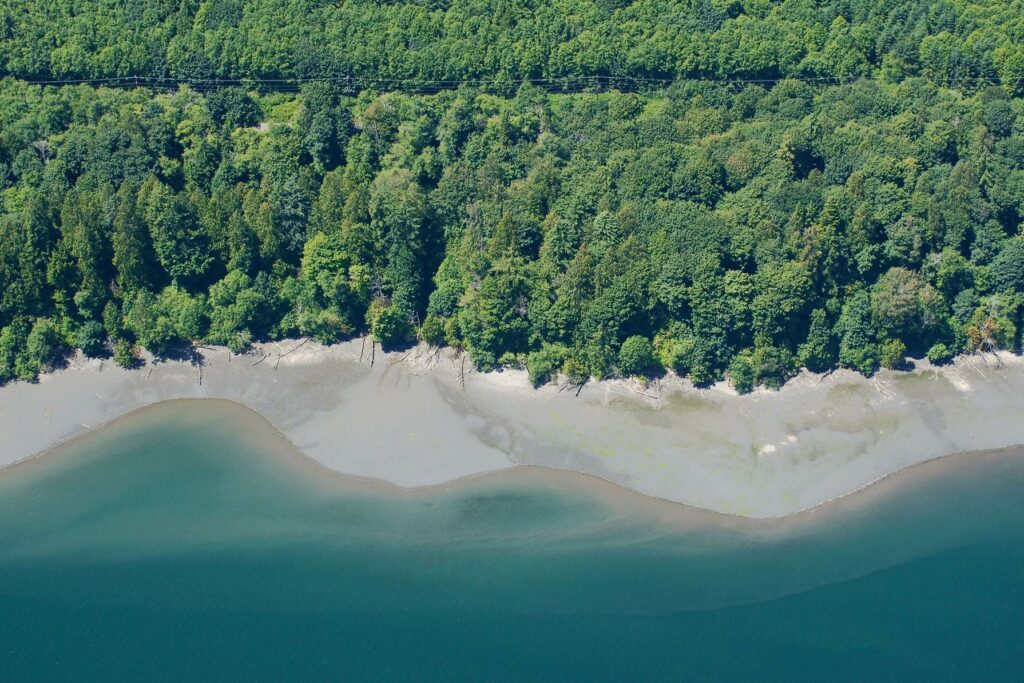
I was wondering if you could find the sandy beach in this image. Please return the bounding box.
[1,339,1023,518]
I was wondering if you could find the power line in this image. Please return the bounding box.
[5,72,1014,94]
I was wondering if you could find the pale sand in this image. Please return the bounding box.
[1,339,1022,518]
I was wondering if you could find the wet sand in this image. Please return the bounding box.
[1,339,1023,518]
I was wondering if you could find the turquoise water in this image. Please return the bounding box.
[2,401,1023,681]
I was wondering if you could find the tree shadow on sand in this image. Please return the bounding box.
[152,341,205,367]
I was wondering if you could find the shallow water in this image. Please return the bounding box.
[1,400,1023,680]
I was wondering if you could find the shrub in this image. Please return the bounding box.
[751,344,795,389]
[526,343,568,387]
[366,298,411,347]
[561,356,590,385]
[76,320,109,358]
[879,338,908,370]
[26,318,64,374]
[0,323,26,383]
[418,314,446,347]
[497,351,525,368]
[227,330,252,354]
[113,339,139,369]
[728,351,755,394]
[618,335,659,377]
[444,316,463,348]
[927,342,954,365]
[842,343,879,376]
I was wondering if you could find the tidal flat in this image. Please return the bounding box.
[2,339,1024,516]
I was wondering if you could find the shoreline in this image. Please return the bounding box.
[2,339,1023,518]
[6,396,1024,533]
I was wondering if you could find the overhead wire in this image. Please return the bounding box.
[6,72,1015,95]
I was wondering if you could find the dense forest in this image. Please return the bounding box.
[4,0,1024,87]
[2,1,1024,392]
